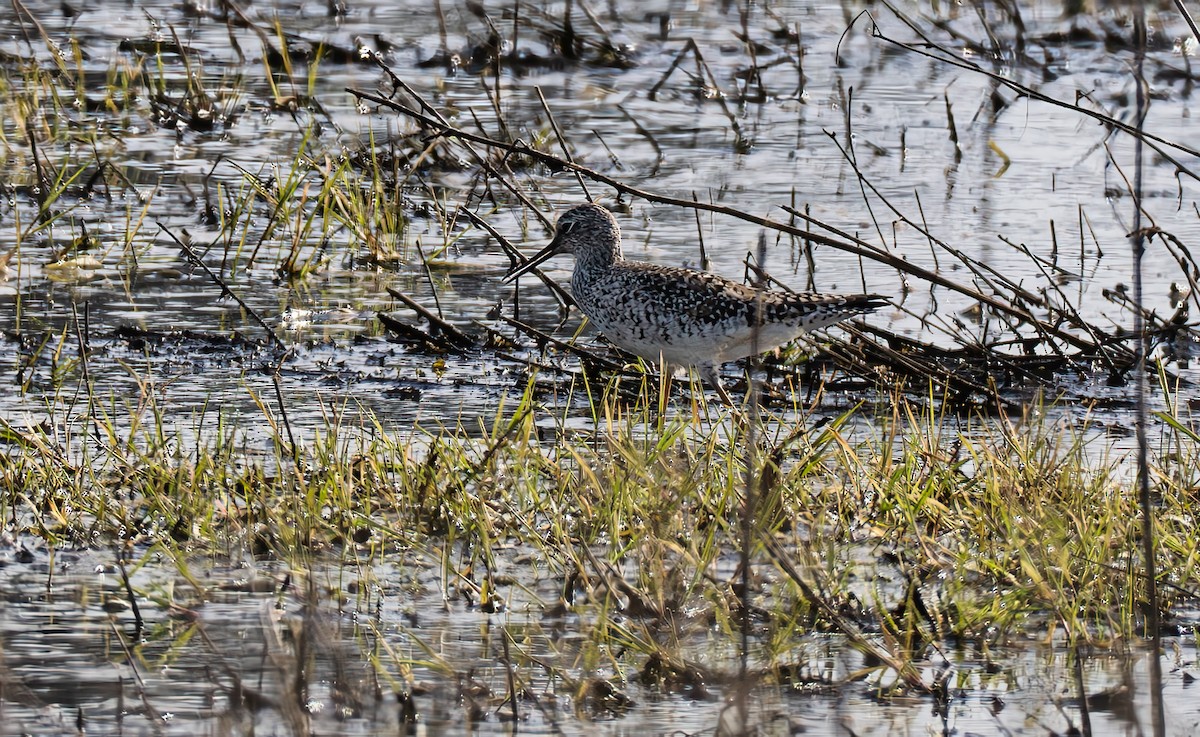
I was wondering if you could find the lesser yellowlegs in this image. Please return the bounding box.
[505,203,887,403]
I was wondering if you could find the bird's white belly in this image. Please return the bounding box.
[586,310,806,368]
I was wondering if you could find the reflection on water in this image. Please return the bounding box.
[1,0,1198,733]
[0,0,1195,432]
[0,546,1194,736]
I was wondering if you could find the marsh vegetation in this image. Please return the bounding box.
[1,0,1199,735]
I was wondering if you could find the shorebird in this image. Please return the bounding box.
[505,203,886,403]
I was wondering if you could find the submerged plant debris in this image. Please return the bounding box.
[1,0,1199,735]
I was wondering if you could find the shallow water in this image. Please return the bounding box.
[0,544,1196,736]
[2,0,1200,734]
[1,0,1197,433]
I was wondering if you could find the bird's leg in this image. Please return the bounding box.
[699,364,735,406]
[655,360,674,413]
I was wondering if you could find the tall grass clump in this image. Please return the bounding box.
[2,375,1198,711]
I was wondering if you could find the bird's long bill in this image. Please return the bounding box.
[503,232,563,284]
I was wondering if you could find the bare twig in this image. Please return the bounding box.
[386,287,478,349]
[1129,8,1165,737]
[156,222,288,352]
[871,3,1200,177]
[348,85,1110,353]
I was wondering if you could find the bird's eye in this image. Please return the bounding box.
[559,221,576,235]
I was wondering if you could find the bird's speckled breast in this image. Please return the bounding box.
[574,262,783,365]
